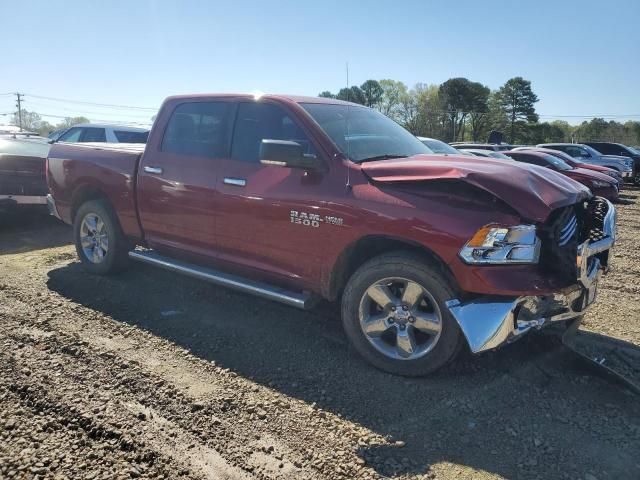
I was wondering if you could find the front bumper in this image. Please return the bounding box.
[447,198,616,354]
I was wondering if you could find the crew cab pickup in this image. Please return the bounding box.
[47,93,617,376]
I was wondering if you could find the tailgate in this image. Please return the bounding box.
[0,154,47,196]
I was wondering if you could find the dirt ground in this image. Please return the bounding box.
[1,190,639,480]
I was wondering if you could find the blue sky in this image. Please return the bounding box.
[1,0,639,126]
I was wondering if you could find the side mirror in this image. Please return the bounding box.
[259,140,320,170]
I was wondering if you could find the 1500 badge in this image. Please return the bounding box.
[290,210,344,227]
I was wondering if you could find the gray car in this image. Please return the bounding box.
[538,143,633,179]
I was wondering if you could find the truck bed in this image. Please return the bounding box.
[47,142,145,238]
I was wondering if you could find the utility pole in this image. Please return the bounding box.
[15,93,24,131]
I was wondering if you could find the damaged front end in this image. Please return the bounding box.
[447,197,616,354]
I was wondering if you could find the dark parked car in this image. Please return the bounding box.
[506,150,619,202]
[47,93,616,376]
[583,142,640,185]
[0,136,50,211]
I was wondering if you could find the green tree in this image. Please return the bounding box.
[56,116,90,129]
[495,77,539,143]
[11,110,44,132]
[438,78,489,142]
[466,82,491,141]
[360,80,383,108]
[336,86,365,105]
[376,79,408,120]
[318,91,335,98]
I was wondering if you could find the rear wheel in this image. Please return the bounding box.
[341,251,463,376]
[73,199,130,275]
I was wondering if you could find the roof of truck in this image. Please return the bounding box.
[163,93,359,106]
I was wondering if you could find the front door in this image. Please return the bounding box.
[213,100,333,290]
[137,100,233,257]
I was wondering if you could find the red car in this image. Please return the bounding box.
[46,93,616,376]
[512,147,623,190]
[506,150,619,202]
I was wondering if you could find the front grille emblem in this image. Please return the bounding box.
[559,214,577,246]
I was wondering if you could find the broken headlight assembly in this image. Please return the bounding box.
[459,224,540,264]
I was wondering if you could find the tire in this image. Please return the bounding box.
[73,199,130,275]
[341,251,464,376]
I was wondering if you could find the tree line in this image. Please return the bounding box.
[9,110,90,136]
[319,78,640,146]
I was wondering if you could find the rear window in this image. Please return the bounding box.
[161,102,231,157]
[114,130,149,143]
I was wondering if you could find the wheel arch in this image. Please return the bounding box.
[327,235,460,302]
[70,183,111,223]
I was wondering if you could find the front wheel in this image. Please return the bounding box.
[73,199,130,275]
[341,251,463,376]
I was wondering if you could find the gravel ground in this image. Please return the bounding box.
[1,191,639,480]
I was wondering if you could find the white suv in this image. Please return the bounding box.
[56,124,149,143]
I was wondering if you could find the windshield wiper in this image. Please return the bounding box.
[357,154,409,163]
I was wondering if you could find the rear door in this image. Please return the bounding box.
[136,100,233,257]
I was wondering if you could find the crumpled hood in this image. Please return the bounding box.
[360,154,591,222]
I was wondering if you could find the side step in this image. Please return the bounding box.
[128,249,314,310]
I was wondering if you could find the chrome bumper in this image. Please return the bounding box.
[448,198,616,354]
[0,194,47,205]
[47,194,62,220]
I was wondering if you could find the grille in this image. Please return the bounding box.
[585,198,607,242]
[539,197,610,283]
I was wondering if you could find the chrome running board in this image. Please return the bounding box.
[128,249,314,310]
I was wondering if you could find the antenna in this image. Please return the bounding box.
[345,62,352,190]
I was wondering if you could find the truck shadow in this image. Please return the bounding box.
[46,263,640,479]
[0,209,71,255]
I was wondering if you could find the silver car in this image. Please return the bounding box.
[538,143,633,179]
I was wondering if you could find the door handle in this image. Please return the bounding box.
[223,177,246,187]
[144,166,163,175]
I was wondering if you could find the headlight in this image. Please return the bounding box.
[605,171,619,178]
[625,159,633,168]
[591,180,611,188]
[459,224,540,264]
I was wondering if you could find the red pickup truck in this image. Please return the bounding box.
[47,93,617,376]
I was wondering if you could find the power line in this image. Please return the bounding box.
[24,93,157,111]
[24,101,155,119]
[35,112,151,126]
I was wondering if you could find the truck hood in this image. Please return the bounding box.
[360,154,591,223]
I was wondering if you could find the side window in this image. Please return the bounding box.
[81,128,106,142]
[114,130,149,143]
[59,127,83,142]
[563,146,584,158]
[231,102,317,163]
[161,102,231,157]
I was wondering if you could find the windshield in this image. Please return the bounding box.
[488,151,513,159]
[543,153,573,171]
[582,144,602,157]
[420,138,460,155]
[300,103,432,162]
